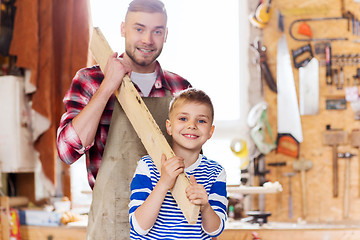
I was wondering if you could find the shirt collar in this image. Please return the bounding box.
[119,53,172,91]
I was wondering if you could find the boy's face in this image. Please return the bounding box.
[166,101,215,154]
[121,11,167,73]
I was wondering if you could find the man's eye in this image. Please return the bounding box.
[154,30,163,35]
[136,28,143,32]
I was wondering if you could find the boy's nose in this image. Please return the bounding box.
[187,121,197,129]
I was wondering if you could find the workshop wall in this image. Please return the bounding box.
[262,0,360,222]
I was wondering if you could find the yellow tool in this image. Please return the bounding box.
[249,0,272,29]
[230,138,249,170]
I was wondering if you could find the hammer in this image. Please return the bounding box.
[338,152,356,219]
[283,172,296,219]
[293,158,312,219]
[322,129,348,197]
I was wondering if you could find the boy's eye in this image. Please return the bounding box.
[198,119,206,123]
[179,117,187,121]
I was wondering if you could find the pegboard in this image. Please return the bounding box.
[261,0,360,222]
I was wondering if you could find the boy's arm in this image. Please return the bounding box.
[186,169,228,236]
[131,155,185,234]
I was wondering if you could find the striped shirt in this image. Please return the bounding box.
[56,59,191,189]
[129,154,228,239]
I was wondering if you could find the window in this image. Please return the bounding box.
[72,1,249,204]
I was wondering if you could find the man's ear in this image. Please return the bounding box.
[166,119,172,135]
[121,22,125,37]
[164,28,168,43]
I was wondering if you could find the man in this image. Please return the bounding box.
[57,0,191,238]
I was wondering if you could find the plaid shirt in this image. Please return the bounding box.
[57,61,191,189]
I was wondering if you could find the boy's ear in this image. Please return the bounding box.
[208,125,215,140]
[166,119,172,135]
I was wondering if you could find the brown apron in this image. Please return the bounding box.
[86,91,172,240]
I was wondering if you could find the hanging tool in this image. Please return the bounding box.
[277,12,303,157]
[292,44,313,69]
[248,101,277,155]
[283,172,296,219]
[249,0,272,29]
[299,58,319,115]
[277,34,303,153]
[230,138,249,170]
[297,22,312,37]
[350,129,360,198]
[325,43,332,86]
[268,161,286,217]
[250,40,277,93]
[339,67,344,90]
[289,17,348,42]
[293,158,313,219]
[353,68,360,85]
[322,127,348,198]
[334,69,339,88]
[338,152,355,219]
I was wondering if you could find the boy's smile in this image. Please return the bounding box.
[166,101,215,155]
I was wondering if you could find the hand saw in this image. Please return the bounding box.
[276,34,303,156]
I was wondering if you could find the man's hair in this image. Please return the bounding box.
[169,88,214,122]
[126,0,167,19]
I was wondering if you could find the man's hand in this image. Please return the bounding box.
[157,154,185,191]
[186,175,210,210]
[102,52,132,93]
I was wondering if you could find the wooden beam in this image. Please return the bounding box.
[90,27,200,224]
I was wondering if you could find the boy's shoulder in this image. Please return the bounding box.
[200,155,225,172]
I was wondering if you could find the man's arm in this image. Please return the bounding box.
[73,53,131,147]
[57,53,131,164]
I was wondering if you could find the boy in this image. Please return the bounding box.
[129,88,228,239]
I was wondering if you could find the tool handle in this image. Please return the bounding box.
[333,146,339,197]
[288,195,293,219]
[358,149,360,198]
[260,62,277,93]
[344,158,350,219]
[301,170,306,219]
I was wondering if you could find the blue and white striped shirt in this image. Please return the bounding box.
[129,154,228,239]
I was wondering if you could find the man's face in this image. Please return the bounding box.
[121,11,167,73]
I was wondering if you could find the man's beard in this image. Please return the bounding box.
[126,47,163,67]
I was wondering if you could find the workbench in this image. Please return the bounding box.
[20,226,86,240]
[218,221,360,240]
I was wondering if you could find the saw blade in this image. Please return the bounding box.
[276,34,303,143]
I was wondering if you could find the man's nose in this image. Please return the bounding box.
[142,32,153,45]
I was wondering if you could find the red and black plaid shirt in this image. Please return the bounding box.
[57,61,191,189]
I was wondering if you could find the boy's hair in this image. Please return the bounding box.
[126,0,167,20]
[169,88,214,122]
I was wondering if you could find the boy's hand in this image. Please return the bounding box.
[158,154,185,191]
[186,175,210,210]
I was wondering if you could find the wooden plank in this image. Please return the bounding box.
[90,27,200,224]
